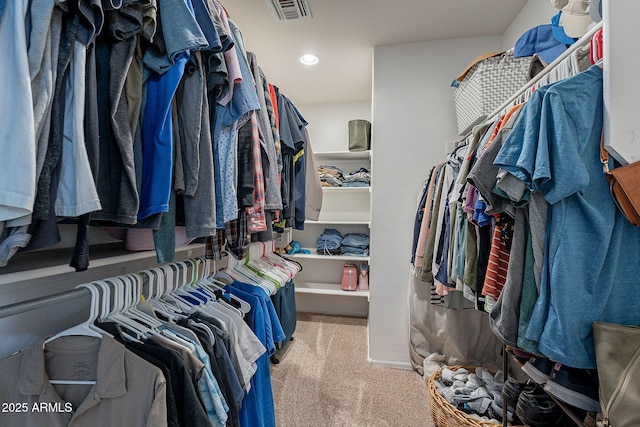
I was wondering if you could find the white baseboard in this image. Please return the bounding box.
[367,358,413,370]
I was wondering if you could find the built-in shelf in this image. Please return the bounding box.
[314,150,371,160]
[293,147,371,317]
[295,281,370,298]
[305,220,371,226]
[288,250,370,262]
[322,186,370,192]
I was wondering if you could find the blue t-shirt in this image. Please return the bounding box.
[226,281,285,427]
[495,66,640,369]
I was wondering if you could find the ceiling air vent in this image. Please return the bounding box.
[265,0,313,21]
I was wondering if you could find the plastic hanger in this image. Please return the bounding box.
[92,279,139,342]
[262,242,300,277]
[123,273,163,329]
[44,283,104,346]
[157,265,194,312]
[225,250,277,294]
[200,276,251,316]
[45,283,103,385]
[145,268,184,322]
[103,277,150,340]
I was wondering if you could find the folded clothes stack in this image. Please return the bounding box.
[316,228,344,255]
[341,233,369,256]
[318,165,344,187]
[315,229,370,256]
[342,168,370,188]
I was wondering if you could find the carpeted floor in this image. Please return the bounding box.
[270,313,434,427]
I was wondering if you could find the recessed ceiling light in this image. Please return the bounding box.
[300,54,319,66]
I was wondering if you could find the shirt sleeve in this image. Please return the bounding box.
[493,90,545,187]
[145,377,168,427]
[534,91,590,204]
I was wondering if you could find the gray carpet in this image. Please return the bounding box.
[271,313,434,427]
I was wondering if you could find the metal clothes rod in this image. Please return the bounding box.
[0,288,90,320]
[0,255,214,320]
[483,21,603,125]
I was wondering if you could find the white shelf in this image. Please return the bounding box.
[288,250,370,262]
[295,281,370,298]
[322,186,370,192]
[305,220,371,226]
[294,146,372,317]
[314,150,371,160]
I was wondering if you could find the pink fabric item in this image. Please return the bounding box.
[105,227,194,251]
[216,3,241,106]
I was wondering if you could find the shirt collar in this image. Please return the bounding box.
[18,335,127,398]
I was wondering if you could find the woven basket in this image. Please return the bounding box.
[428,365,524,427]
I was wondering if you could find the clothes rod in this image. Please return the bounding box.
[483,21,603,124]
[0,288,90,320]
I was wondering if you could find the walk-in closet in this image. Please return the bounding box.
[1,0,638,426]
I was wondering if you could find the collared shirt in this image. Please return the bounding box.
[0,335,167,427]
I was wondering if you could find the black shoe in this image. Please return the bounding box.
[522,356,554,384]
[544,364,601,412]
[502,378,526,424]
[516,384,574,427]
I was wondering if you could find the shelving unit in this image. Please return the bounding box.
[290,150,372,317]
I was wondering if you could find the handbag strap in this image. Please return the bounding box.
[600,132,611,174]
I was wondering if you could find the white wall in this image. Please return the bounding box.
[367,0,560,368]
[369,35,503,368]
[299,101,372,152]
[292,0,569,368]
[502,0,560,49]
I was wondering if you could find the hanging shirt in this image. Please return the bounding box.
[139,0,207,220]
[0,0,36,223]
[213,41,261,227]
[226,282,286,427]
[56,40,102,217]
[0,336,167,427]
[495,65,640,369]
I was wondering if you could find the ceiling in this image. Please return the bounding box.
[224,0,528,105]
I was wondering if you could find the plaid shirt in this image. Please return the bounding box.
[246,112,267,233]
[206,211,250,260]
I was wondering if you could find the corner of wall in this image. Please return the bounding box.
[502,0,559,49]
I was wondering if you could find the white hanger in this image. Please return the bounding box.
[158,264,195,311]
[92,279,139,342]
[225,250,277,295]
[102,277,149,341]
[145,268,184,322]
[44,283,104,346]
[122,273,163,330]
[262,242,300,277]
[45,283,103,385]
[199,275,251,316]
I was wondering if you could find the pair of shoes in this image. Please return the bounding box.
[544,364,601,412]
[522,356,554,384]
[502,378,526,424]
[522,355,601,413]
[516,384,574,427]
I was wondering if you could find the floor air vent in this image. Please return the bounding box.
[265,0,313,21]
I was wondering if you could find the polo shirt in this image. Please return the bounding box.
[0,336,167,427]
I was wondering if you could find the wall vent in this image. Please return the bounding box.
[265,0,313,21]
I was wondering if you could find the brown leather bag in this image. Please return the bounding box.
[600,136,640,226]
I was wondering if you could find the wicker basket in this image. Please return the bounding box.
[428,365,524,427]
